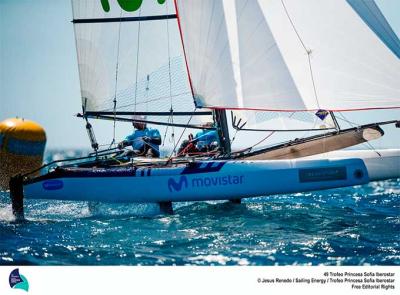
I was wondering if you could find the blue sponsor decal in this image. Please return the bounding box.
[182,162,225,175]
[42,180,64,190]
[9,268,29,292]
[299,167,347,183]
[168,174,244,193]
[168,176,188,192]
[315,109,329,121]
[192,175,244,187]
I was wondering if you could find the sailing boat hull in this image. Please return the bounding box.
[22,149,399,203]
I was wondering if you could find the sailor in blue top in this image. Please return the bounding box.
[194,123,220,152]
[178,122,220,156]
[118,115,161,158]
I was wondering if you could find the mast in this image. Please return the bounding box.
[214,109,231,154]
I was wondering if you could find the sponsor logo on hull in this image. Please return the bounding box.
[299,167,347,183]
[168,175,244,192]
[168,176,188,192]
[42,180,64,190]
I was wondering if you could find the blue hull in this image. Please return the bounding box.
[24,158,370,203]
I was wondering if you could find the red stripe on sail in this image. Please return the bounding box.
[204,105,400,112]
[173,0,195,98]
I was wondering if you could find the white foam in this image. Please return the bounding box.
[0,204,16,222]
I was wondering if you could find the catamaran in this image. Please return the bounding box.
[10,0,400,218]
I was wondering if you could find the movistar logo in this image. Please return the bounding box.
[168,176,188,192]
[9,268,29,292]
[168,175,245,193]
[101,0,166,13]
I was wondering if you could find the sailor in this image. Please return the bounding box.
[178,122,220,156]
[194,122,220,152]
[118,115,161,158]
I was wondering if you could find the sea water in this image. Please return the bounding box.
[0,150,399,266]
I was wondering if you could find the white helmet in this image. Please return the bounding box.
[132,114,147,128]
[132,114,146,121]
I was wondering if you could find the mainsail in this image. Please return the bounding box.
[71,0,400,157]
[175,0,400,112]
[72,0,211,127]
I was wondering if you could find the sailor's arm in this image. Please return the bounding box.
[143,130,161,145]
[117,134,135,149]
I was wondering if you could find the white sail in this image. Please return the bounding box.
[174,0,238,108]
[72,0,198,124]
[261,0,400,111]
[235,0,306,111]
[176,0,400,111]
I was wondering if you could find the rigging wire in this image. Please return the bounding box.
[230,129,239,146]
[165,108,196,164]
[166,0,176,151]
[337,112,382,157]
[280,0,321,110]
[162,117,170,147]
[133,7,142,117]
[234,112,297,152]
[336,113,359,126]
[111,9,123,148]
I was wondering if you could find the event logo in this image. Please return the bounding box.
[101,0,166,13]
[168,176,188,192]
[9,268,29,292]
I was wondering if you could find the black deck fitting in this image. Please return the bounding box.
[9,175,25,221]
[158,201,174,215]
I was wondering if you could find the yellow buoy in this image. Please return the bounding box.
[0,118,46,190]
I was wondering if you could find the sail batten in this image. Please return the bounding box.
[72,14,177,24]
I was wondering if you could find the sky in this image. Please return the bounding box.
[1,0,400,150]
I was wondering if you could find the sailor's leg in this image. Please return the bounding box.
[158,201,173,215]
[146,147,160,158]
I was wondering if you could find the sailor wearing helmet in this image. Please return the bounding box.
[118,115,161,158]
[178,122,220,156]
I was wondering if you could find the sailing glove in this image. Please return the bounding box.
[117,140,129,149]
